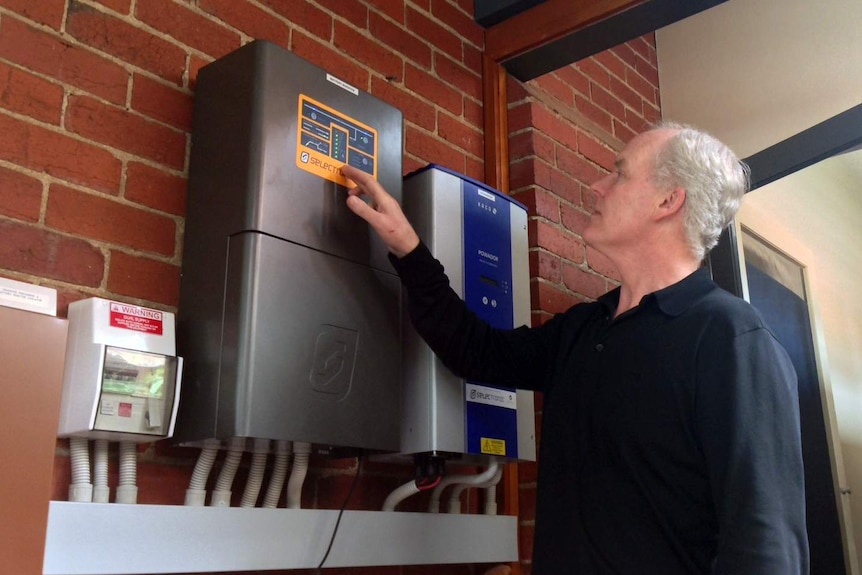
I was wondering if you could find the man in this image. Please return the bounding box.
[341,122,809,574]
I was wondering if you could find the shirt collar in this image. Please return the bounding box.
[597,267,716,318]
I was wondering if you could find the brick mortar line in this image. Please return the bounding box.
[0,6,198,91]
[6,3,483,133]
[531,276,594,305]
[71,0,249,68]
[0,210,181,265]
[397,0,485,52]
[603,44,661,89]
[0,154,187,229]
[523,81,623,152]
[407,122,485,163]
[0,104,190,183]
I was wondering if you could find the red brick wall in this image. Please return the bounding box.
[0,0,659,573]
[507,37,661,574]
[0,0,486,314]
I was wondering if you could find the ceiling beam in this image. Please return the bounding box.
[485,0,730,81]
[744,104,862,191]
[474,0,547,28]
[485,0,647,65]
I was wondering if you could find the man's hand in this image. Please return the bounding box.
[342,164,420,258]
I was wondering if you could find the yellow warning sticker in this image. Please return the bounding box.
[481,438,506,456]
[295,94,378,187]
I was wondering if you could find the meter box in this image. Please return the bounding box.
[58,298,183,442]
[400,165,536,462]
[177,40,403,452]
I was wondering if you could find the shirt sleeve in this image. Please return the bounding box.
[389,241,560,391]
[695,325,809,574]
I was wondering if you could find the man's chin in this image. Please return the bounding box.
[583,235,611,259]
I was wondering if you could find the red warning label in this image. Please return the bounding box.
[109,302,164,335]
[119,402,133,418]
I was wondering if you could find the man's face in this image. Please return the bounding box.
[583,129,673,257]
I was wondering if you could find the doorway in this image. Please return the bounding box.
[737,224,848,574]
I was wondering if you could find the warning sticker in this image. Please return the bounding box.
[481,438,506,456]
[109,302,164,335]
[296,94,378,187]
[119,402,133,418]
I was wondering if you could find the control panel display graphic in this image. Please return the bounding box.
[296,94,378,187]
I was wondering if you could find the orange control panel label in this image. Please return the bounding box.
[296,94,378,187]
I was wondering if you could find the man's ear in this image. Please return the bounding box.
[656,186,686,220]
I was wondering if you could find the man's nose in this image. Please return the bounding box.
[590,173,612,196]
[586,176,609,209]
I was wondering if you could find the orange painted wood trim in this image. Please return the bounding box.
[482,54,509,194]
[482,50,521,575]
[504,463,523,575]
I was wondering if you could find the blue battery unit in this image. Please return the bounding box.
[400,165,536,462]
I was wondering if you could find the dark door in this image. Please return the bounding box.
[742,228,847,575]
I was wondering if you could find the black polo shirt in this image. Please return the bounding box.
[392,242,808,575]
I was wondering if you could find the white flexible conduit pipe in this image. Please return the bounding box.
[286,441,311,509]
[263,440,292,509]
[185,438,221,506]
[210,437,246,507]
[429,460,499,513]
[447,463,503,514]
[483,467,504,515]
[382,478,421,512]
[92,439,110,503]
[116,441,138,504]
[241,438,271,508]
[69,437,93,502]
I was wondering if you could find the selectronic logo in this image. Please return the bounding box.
[300,151,309,163]
[308,156,343,176]
[471,388,507,404]
[310,325,358,400]
[466,383,516,410]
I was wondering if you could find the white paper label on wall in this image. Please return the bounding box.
[326,73,359,95]
[0,277,57,315]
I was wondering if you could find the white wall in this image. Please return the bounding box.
[657,0,862,157]
[736,154,862,573]
[656,0,862,569]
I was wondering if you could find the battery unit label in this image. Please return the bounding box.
[465,390,518,458]
[109,302,164,335]
[296,94,378,187]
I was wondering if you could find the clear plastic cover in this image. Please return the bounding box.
[94,346,178,436]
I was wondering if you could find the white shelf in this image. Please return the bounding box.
[44,501,518,574]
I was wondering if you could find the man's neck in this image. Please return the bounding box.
[613,255,700,318]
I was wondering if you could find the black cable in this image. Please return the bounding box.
[313,455,364,574]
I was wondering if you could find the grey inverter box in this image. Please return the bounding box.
[176,40,403,452]
[400,165,536,463]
